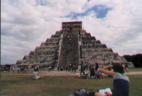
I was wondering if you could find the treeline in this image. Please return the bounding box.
[123,54,142,68]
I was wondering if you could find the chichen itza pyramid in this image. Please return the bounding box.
[17,21,128,70]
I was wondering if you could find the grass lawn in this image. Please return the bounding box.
[128,68,142,72]
[0,72,142,96]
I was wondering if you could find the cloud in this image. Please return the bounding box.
[1,0,142,64]
[80,0,142,55]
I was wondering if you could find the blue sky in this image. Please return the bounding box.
[1,0,142,64]
[66,5,112,19]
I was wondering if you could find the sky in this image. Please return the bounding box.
[1,0,142,64]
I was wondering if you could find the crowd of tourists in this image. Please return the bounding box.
[80,63,106,79]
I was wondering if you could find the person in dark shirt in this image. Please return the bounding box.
[95,63,99,71]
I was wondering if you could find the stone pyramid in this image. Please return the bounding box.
[17,21,128,70]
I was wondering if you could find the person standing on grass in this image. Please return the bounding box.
[95,63,129,96]
[95,63,99,71]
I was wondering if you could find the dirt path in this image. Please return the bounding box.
[3,71,142,77]
[40,71,80,77]
[39,71,142,77]
[126,71,142,75]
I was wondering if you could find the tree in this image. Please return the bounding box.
[123,54,142,68]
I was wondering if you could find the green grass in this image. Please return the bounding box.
[0,72,142,96]
[129,68,142,72]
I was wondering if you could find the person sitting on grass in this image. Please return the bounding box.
[33,65,40,80]
[95,63,129,96]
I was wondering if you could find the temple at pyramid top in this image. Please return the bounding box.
[17,21,130,70]
[62,21,82,30]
